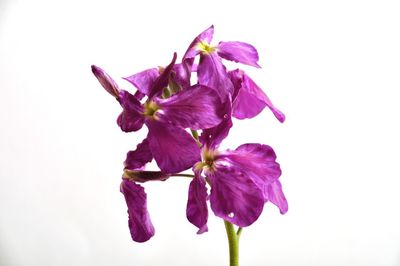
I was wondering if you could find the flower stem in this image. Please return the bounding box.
[171,173,195,178]
[224,220,240,266]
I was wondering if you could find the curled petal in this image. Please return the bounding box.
[183,25,214,60]
[186,169,208,234]
[124,68,159,96]
[217,41,261,68]
[148,53,177,99]
[120,180,155,242]
[265,180,288,214]
[91,65,120,98]
[117,90,144,132]
[146,120,200,173]
[229,70,285,122]
[198,53,234,100]
[207,165,264,227]
[156,85,224,130]
[124,138,153,170]
[123,169,170,183]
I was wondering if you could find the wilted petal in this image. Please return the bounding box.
[123,169,170,183]
[117,90,144,132]
[124,68,159,96]
[183,25,214,60]
[229,70,285,122]
[148,53,177,99]
[120,180,155,242]
[207,165,264,227]
[146,120,200,173]
[219,144,281,190]
[124,138,153,170]
[186,169,208,234]
[155,85,224,130]
[265,180,288,214]
[91,65,120,98]
[198,53,234,100]
[218,41,260,68]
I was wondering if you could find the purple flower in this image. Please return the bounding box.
[186,114,288,233]
[92,53,226,174]
[120,139,171,243]
[183,25,261,99]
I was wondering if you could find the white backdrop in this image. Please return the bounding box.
[1,0,400,265]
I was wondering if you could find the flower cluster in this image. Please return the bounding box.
[92,25,287,243]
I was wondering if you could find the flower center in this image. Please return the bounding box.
[143,101,160,119]
[197,41,216,54]
[196,148,217,171]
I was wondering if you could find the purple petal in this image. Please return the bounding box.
[219,144,281,189]
[217,41,261,68]
[155,85,224,130]
[265,180,288,214]
[120,180,155,242]
[172,63,191,90]
[186,169,208,234]
[146,120,200,173]
[91,65,120,98]
[229,70,285,122]
[198,53,234,100]
[124,138,153,170]
[117,90,144,132]
[123,169,170,183]
[148,53,177,99]
[183,25,214,60]
[199,100,232,149]
[207,165,264,227]
[124,68,159,96]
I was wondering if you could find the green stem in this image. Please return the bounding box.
[224,220,240,266]
[170,173,195,178]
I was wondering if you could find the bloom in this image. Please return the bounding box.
[92,53,226,174]
[183,25,260,99]
[186,113,288,233]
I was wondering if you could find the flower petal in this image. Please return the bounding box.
[172,63,191,90]
[117,90,144,132]
[123,68,159,96]
[183,25,214,60]
[124,138,153,170]
[265,180,288,214]
[120,180,155,242]
[207,165,264,227]
[229,70,285,122]
[91,65,120,98]
[146,120,200,173]
[186,169,208,234]
[155,85,224,130]
[217,41,261,68]
[148,53,177,99]
[218,144,281,190]
[198,53,234,100]
[199,100,232,149]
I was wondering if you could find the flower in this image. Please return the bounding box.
[119,138,171,243]
[91,53,226,174]
[186,113,288,233]
[183,25,261,100]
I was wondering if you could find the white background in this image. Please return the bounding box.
[1,0,400,265]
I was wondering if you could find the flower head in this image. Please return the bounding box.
[92,53,226,174]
